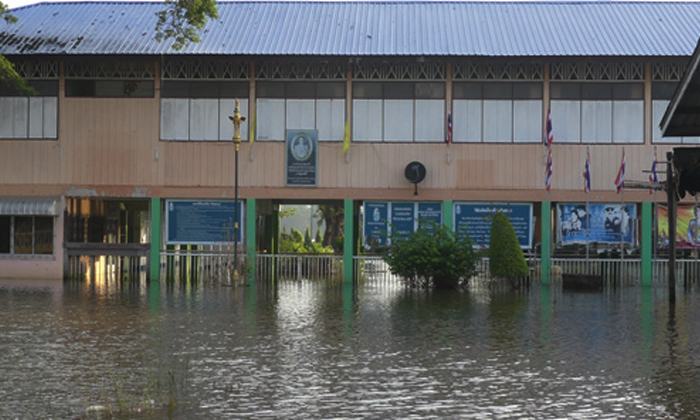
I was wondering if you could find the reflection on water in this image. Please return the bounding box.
[2,277,700,419]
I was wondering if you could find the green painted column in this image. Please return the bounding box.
[246,198,256,285]
[443,200,454,230]
[149,197,162,283]
[344,199,354,285]
[541,201,551,285]
[640,287,654,358]
[641,201,653,287]
[271,208,280,255]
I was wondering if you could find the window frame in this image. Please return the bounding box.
[0,215,54,257]
[550,81,644,144]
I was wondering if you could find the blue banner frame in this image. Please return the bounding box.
[454,202,533,249]
[166,199,244,245]
[557,203,636,245]
[362,201,443,248]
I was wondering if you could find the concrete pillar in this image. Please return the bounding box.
[541,201,551,285]
[246,198,256,285]
[149,197,161,283]
[443,200,453,230]
[641,201,653,287]
[343,199,354,285]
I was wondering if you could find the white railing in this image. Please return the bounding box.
[256,253,343,281]
[160,247,244,283]
[146,251,700,287]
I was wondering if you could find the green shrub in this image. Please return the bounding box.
[489,211,529,278]
[382,221,478,289]
[279,227,334,254]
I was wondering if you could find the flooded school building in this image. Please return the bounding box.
[2,1,700,282]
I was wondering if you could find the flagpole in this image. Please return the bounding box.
[446,112,452,164]
[586,146,590,267]
[620,147,625,281]
[652,146,658,270]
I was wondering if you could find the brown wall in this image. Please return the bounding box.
[0,83,675,205]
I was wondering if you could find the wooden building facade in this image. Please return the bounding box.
[1,1,700,279]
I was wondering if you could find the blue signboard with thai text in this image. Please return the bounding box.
[363,201,443,249]
[364,201,389,248]
[454,202,533,249]
[391,202,415,241]
[166,199,244,245]
[417,202,442,229]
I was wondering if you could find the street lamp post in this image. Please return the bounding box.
[229,99,246,283]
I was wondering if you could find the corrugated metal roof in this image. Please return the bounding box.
[2,1,700,57]
[662,37,700,136]
[0,196,61,216]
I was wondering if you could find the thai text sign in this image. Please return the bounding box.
[286,130,318,186]
[454,202,533,249]
[166,199,244,245]
[363,201,443,248]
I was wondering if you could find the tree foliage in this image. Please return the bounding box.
[0,4,35,96]
[1,0,218,90]
[279,227,333,254]
[316,204,344,253]
[382,221,478,289]
[488,211,529,278]
[155,0,219,50]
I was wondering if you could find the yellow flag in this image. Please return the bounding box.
[249,108,256,144]
[342,119,350,155]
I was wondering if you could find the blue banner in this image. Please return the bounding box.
[417,202,442,229]
[364,202,389,248]
[363,201,443,248]
[454,203,533,249]
[166,199,244,245]
[558,203,636,245]
[391,202,415,241]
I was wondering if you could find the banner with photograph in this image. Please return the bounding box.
[657,203,700,249]
[557,203,636,245]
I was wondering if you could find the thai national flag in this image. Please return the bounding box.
[583,150,591,193]
[649,154,658,194]
[446,113,453,145]
[544,109,553,191]
[546,109,554,148]
[545,148,553,191]
[615,150,626,194]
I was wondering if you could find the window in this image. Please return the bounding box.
[0,81,58,139]
[353,82,444,142]
[256,82,345,141]
[65,80,154,97]
[452,82,542,143]
[652,82,700,144]
[161,81,249,141]
[0,216,54,256]
[550,82,643,144]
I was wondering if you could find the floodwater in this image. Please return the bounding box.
[1,277,700,419]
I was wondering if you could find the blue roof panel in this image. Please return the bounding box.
[2,1,700,56]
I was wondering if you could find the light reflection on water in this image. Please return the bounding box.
[1,278,700,419]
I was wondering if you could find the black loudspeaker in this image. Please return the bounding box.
[405,161,426,195]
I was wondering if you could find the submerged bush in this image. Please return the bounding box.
[489,211,529,279]
[383,221,478,289]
